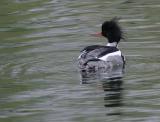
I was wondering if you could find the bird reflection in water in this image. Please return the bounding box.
[102,78,123,116]
[79,70,124,116]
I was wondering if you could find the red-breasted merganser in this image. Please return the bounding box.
[78,18,125,78]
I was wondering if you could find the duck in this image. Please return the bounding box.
[77,18,125,77]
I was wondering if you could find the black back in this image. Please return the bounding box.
[81,45,119,58]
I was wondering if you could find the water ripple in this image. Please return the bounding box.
[0,0,160,121]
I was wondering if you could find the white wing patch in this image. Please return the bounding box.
[98,51,122,61]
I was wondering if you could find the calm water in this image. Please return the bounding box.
[0,0,160,122]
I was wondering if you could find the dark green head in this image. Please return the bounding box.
[101,18,123,43]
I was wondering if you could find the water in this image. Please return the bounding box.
[0,0,160,122]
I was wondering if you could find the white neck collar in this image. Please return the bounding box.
[107,42,118,47]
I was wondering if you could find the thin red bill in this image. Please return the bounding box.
[90,32,102,37]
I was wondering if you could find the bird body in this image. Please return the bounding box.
[77,18,125,80]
